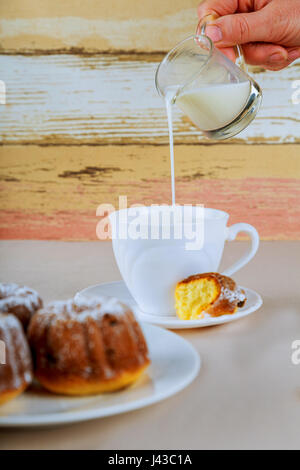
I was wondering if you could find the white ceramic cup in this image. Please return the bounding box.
[109,206,259,316]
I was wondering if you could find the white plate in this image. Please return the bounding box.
[76,281,263,329]
[0,324,200,427]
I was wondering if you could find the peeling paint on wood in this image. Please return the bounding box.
[0,145,299,240]
[1,1,299,243]
[0,5,197,53]
[1,176,299,241]
[0,55,299,145]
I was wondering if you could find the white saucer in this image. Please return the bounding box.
[0,323,200,427]
[75,281,263,329]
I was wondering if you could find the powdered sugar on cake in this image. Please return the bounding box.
[219,286,246,304]
[38,296,129,321]
[0,282,41,312]
[0,313,33,391]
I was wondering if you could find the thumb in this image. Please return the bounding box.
[205,11,274,46]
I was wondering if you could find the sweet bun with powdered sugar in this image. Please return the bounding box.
[0,313,33,405]
[0,282,43,331]
[28,296,150,396]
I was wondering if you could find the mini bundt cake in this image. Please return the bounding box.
[0,282,43,331]
[175,272,246,320]
[0,313,33,406]
[28,296,150,396]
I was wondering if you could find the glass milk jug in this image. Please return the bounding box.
[155,16,262,140]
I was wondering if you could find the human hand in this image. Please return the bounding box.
[198,0,300,70]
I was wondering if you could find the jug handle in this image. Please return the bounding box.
[196,14,248,73]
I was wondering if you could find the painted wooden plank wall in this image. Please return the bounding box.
[0,1,198,53]
[0,0,299,241]
[1,145,299,240]
[0,55,299,145]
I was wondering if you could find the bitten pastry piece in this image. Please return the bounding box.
[175,272,246,320]
[0,283,43,331]
[0,313,33,406]
[28,297,150,396]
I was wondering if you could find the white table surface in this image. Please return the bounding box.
[0,240,299,450]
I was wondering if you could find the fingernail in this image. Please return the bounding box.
[269,52,286,63]
[288,49,300,61]
[205,25,223,43]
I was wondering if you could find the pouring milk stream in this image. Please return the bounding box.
[156,18,262,204]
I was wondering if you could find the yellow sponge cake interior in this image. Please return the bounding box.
[175,275,220,320]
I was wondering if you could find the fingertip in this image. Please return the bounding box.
[217,47,236,63]
[242,43,288,67]
[197,3,209,19]
[205,25,223,43]
[268,51,288,64]
[288,48,300,62]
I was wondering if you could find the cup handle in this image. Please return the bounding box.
[196,14,248,72]
[222,223,259,276]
